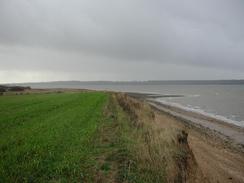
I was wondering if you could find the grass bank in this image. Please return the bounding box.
[0,91,196,182]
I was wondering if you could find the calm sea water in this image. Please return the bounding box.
[29,83,244,127]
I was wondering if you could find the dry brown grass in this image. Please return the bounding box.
[115,93,201,183]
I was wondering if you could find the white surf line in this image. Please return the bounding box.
[148,100,244,146]
[155,99,244,128]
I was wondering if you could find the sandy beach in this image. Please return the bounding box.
[127,92,244,148]
[127,92,244,183]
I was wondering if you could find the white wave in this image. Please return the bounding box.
[156,99,244,128]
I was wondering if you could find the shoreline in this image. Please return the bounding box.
[127,91,244,182]
[3,88,244,147]
[2,88,244,182]
[126,92,244,149]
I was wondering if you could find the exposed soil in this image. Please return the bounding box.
[154,110,244,183]
[149,100,244,147]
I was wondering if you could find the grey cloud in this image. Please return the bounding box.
[0,0,244,81]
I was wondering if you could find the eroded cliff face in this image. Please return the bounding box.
[144,95,244,183]
[115,93,205,183]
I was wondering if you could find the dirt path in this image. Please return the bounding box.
[154,111,244,183]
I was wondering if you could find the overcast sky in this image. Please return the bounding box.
[0,0,244,83]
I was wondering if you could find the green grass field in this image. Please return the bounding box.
[0,92,184,183]
[0,92,109,182]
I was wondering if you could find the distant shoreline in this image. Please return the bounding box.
[4,79,244,87]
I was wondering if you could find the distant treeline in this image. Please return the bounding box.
[0,85,31,93]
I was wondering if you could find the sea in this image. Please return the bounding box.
[18,81,244,128]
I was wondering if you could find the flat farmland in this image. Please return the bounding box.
[0,92,108,182]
